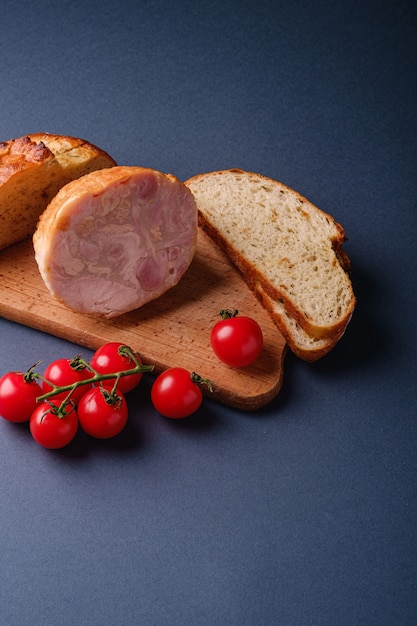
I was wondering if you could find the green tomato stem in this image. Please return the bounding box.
[99,386,123,407]
[191,372,213,393]
[39,401,76,422]
[34,346,154,410]
[24,360,43,383]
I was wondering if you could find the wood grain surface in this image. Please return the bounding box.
[0,228,287,410]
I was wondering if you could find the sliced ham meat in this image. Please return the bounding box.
[33,166,198,317]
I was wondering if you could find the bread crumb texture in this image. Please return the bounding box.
[186,169,355,341]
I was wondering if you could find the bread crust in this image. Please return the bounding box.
[0,136,54,184]
[0,133,116,251]
[252,281,345,361]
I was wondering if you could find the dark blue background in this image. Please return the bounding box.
[1,1,416,624]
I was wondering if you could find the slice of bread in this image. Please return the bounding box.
[186,168,355,348]
[0,133,116,251]
[253,281,344,361]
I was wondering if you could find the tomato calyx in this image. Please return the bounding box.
[38,399,76,422]
[23,360,42,384]
[96,386,123,408]
[117,344,139,361]
[190,372,213,393]
[219,308,239,320]
[68,354,89,372]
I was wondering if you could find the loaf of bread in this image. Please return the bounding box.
[33,166,198,317]
[0,133,116,251]
[186,169,355,358]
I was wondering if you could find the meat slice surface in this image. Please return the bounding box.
[33,166,198,317]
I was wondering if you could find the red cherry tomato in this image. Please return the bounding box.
[151,368,205,419]
[30,402,78,449]
[210,310,263,367]
[90,343,143,394]
[42,357,92,405]
[0,371,41,423]
[77,387,128,439]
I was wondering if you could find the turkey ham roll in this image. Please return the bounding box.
[33,166,198,317]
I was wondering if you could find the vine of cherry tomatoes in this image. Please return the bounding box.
[0,342,152,449]
[0,310,264,450]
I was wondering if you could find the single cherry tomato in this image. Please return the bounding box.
[30,401,78,449]
[0,371,41,423]
[210,309,263,367]
[77,387,128,439]
[42,356,92,405]
[90,343,143,394]
[151,368,209,419]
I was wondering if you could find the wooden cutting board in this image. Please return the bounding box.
[0,229,286,410]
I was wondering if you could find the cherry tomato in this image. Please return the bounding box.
[30,401,78,449]
[90,343,143,394]
[151,368,206,419]
[210,309,263,367]
[0,371,41,423]
[77,387,128,439]
[42,357,92,405]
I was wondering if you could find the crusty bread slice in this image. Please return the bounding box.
[253,281,343,361]
[0,133,116,251]
[186,169,355,341]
